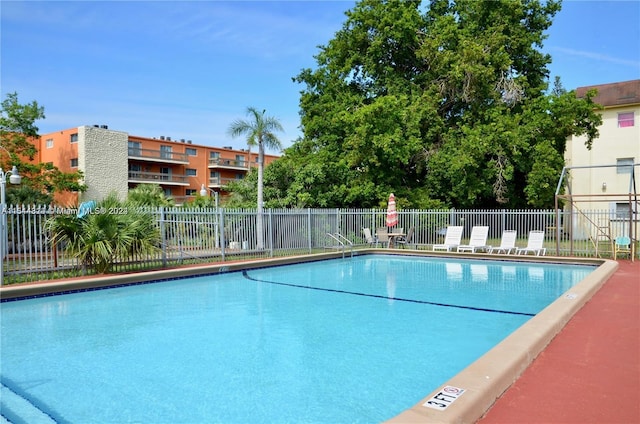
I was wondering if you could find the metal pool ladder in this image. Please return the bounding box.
[326,232,354,258]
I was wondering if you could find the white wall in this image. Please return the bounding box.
[566,106,639,198]
[565,105,640,240]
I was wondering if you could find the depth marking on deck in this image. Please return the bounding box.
[242,271,535,316]
[423,386,466,410]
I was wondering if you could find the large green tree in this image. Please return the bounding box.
[0,92,86,204]
[280,0,601,209]
[227,107,283,247]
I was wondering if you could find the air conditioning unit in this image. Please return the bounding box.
[160,136,165,140]
[167,137,171,141]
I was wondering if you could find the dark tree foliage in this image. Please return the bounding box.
[271,0,601,209]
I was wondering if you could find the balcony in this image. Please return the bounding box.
[208,176,242,188]
[128,147,189,164]
[208,158,249,170]
[128,171,190,186]
[169,195,194,205]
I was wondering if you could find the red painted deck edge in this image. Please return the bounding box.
[478,260,640,424]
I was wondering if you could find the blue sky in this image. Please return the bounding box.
[2,1,639,152]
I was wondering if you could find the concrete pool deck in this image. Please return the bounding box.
[1,251,637,423]
[477,258,640,424]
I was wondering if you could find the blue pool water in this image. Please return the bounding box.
[0,255,594,423]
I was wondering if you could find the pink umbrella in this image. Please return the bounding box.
[386,193,398,227]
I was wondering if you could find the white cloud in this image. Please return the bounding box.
[552,47,640,69]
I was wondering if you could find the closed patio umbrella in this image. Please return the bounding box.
[386,193,398,227]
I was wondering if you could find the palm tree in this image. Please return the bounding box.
[47,192,160,274]
[228,107,283,248]
[127,183,175,207]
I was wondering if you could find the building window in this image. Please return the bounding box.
[70,158,78,167]
[128,141,142,156]
[160,145,172,159]
[70,133,78,143]
[235,173,244,180]
[210,151,220,159]
[186,189,197,196]
[186,168,197,176]
[209,170,220,185]
[613,202,638,221]
[186,148,197,156]
[159,167,171,181]
[46,138,53,148]
[618,112,634,127]
[617,158,634,174]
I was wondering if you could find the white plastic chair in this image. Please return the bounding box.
[432,226,463,251]
[457,226,490,253]
[516,230,546,256]
[488,230,517,254]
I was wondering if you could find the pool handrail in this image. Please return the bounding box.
[325,232,353,259]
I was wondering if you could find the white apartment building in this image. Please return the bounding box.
[563,79,639,244]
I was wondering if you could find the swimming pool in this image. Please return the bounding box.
[0,254,597,423]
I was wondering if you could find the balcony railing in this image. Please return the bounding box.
[208,158,250,170]
[128,171,189,185]
[208,177,242,188]
[128,147,189,163]
[169,195,194,205]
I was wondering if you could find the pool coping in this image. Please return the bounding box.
[0,249,617,424]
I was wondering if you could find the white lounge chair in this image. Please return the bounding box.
[516,230,546,256]
[432,226,463,251]
[488,230,517,254]
[457,226,490,253]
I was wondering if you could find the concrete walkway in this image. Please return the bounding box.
[478,259,640,424]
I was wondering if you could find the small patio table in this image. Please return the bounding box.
[387,232,406,249]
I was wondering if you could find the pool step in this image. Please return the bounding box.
[0,382,56,424]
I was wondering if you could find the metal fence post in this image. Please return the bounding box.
[307,208,312,253]
[219,208,226,261]
[267,208,274,257]
[160,206,167,267]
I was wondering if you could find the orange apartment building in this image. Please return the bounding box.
[36,125,279,205]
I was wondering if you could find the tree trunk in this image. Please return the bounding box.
[256,143,265,249]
